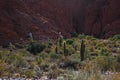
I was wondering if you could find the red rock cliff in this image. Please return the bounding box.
[0,0,120,45]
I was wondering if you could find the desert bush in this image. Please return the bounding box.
[44,48,52,53]
[117,52,120,63]
[29,61,38,69]
[14,43,25,49]
[24,70,35,78]
[60,58,80,70]
[66,46,76,56]
[38,52,49,59]
[48,42,53,48]
[72,42,79,50]
[0,60,9,77]
[99,48,111,56]
[118,48,120,54]
[109,34,120,41]
[96,56,117,71]
[78,34,85,39]
[18,49,30,56]
[7,53,28,68]
[0,51,6,60]
[113,72,120,80]
[96,42,105,48]
[66,39,74,45]
[65,61,115,80]
[70,53,80,61]
[40,60,50,71]
[50,52,61,59]
[85,35,96,40]
[36,56,42,65]
[48,63,63,79]
[70,32,78,37]
[27,41,46,55]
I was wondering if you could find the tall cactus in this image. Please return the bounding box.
[58,32,63,47]
[55,46,58,54]
[59,38,62,47]
[64,42,67,56]
[80,39,85,61]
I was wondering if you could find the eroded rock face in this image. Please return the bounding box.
[84,0,120,38]
[0,0,120,45]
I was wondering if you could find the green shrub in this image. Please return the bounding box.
[38,52,49,59]
[36,56,42,65]
[66,39,74,45]
[70,53,80,60]
[78,34,86,39]
[70,32,78,37]
[0,60,9,77]
[44,48,52,53]
[14,43,25,49]
[50,52,60,59]
[96,56,117,71]
[0,50,10,61]
[99,48,111,56]
[24,70,35,78]
[117,51,120,63]
[27,42,46,55]
[85,35,96,40]
[109,34,120,41]
[48,42,53,48]
[66,46,76,56]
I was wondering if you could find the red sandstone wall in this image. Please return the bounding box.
[0,0,119,45]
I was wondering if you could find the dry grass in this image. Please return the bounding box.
[64,60,117,80]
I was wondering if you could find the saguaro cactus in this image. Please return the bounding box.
[64,42,67,56]
[59,38,62,47]
[55,46,58,54]
[80,39,85,61]
[58,32,63,47]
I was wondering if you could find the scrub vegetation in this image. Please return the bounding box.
[0,34,120,80]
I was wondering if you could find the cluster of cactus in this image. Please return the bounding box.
[56,35,86,61]
[55,40,68,56]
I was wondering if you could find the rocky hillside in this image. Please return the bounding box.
[0,0,120,45]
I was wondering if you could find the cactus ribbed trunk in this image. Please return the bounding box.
[59,38,62,47]
[80,39,85,61]
[55,46,58,54]
[64,42,66,56]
